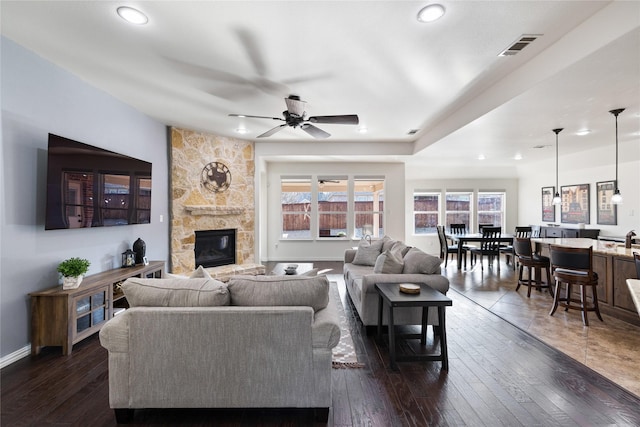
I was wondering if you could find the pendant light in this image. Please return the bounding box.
[552,128,563,205]
[609,108,625,204]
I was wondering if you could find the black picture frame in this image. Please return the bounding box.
[560,183,590,224]
[542,186,555,222]
[596,180,617,225]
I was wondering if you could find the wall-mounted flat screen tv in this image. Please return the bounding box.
[45,133,152,230]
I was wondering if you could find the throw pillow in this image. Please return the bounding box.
[122,278,229,307]
[402,248,442,275]
[373,250,405,274]
[190,265,212,279]
[381,235,397,252]
[390,241,411,258]
[352,238,384,266]
[301,268,320,277]
[227,275,330,312]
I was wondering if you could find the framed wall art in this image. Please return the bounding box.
[541,186,555,222]
[560,183,590,224]
[596,180,617,225]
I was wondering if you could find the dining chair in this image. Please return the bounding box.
[449,223,466,235]
[470,226,502,271]
[501,226,533,269]
[513,237,552,297]
[549,245,602,326]
[478,223,494,233]
[437,225,466,268]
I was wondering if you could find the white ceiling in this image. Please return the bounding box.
[2,1,639,176]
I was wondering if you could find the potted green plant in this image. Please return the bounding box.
[57,257,91,289]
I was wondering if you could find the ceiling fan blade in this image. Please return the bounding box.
[301,123,330,139]
[285,96,306,117]
[308,115,359,125]
[229,114,284,121]
[257,124,287,138]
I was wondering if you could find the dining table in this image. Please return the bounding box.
[447,233,514,270]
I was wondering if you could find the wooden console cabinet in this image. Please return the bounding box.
[30,261,164,355]
[540,226,599,239]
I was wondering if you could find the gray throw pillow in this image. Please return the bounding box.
[227,275,330,312]
[381,235,396,252]
[122,278,230,307]
[402,248,442,274]
[390,241,411,257]
[352,238,384,266]
[373,250,405,274]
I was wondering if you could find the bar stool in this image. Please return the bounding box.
[513,237,552,297]
[549,245,603,326]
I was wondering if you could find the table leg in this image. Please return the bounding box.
[457,243,463,270]
[438,306,449,371]
[377,294,383,341]
[388,305,397,370]
[420,307,428,345]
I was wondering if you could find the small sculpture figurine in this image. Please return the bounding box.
[133,238,146,264]
[625,230,636,249]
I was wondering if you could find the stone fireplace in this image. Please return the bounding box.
[194,228,236,268]
[170,128,256,274]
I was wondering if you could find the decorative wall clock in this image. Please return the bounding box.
[201,161,231,192]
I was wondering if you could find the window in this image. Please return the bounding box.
[445,192,472,231]
[354,178,384,238]
[318,178,347,237]
[477,192,505,230]
[413,192,440,234]
[281,178,312,239]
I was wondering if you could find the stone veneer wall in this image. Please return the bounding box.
[170,128,255,274]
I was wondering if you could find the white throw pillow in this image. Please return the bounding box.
[190,265,212,279]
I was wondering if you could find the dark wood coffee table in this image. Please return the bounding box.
[375,283,452,370]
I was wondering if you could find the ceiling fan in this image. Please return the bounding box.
[229,95,359,139]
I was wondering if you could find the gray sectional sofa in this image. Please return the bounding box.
[99,274,340,423]
[343,236,450,330]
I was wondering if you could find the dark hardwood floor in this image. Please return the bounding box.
[3,261,640,426]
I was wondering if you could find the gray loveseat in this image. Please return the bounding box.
[99,274,340,423]
[344,236,450,330]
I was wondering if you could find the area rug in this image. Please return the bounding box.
[330,281,365,369]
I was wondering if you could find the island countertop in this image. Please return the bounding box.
[628,279,640,317]
[532,238,639,260]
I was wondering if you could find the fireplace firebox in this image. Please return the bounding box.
[194,229,236,268]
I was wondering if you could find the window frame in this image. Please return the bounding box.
[477,191,506,232]
[413,191,440,235]
[280,177,313,240]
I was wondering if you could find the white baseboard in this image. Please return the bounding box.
[1,345,30,369]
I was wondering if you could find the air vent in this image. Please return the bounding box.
[499,34,541,56]
[408,129,420,135]
[532,144,551,149]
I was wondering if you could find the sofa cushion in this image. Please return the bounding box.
[352,239,384,266]
[122,278,230,307]
[402,248,442,274]
[227,275,330,312]
[373,250,405,274]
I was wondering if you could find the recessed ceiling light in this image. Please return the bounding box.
[235,128,249,134]
[478,154,486,160]
[575,129,591,136]
[117,6,148,25]
[514,154,523,160]
[417,4,445,23]
[358,126,368,134]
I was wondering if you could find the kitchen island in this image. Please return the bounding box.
[533,238,640,326]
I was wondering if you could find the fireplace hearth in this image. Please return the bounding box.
[194,229,236,268]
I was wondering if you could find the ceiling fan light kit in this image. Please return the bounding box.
[229,95,359,139]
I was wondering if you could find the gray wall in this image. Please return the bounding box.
[0,37,170,360]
